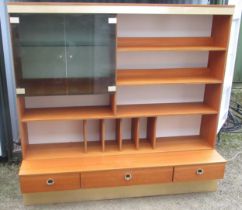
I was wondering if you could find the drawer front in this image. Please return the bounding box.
[173,163,225,182]
[20,173,80,193]
[81,167,173,188]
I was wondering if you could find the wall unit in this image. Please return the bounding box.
[8,3,233,205]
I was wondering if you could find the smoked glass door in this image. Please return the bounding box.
[11,14,116,96]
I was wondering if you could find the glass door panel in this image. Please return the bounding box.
[11,14,67,95]
[11,13,116,96]
[65,14,116,94]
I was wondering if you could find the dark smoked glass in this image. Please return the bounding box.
[11,14,116,96]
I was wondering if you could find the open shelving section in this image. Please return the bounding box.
[8,2,234,203]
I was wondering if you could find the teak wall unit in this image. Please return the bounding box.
[8,3,234,205]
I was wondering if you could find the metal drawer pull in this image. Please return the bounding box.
[124,173,132,181]
[46,178,55,186]
[196,168,204,175]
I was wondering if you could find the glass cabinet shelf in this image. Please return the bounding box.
[11,14,116,96]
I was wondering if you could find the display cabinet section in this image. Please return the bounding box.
[11,13,116,96]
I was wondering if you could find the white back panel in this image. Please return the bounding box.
[122,118,132,140]
[28,121,83,144]
[117,15,212,37]
[117,51,208,69]
[117,84,205,105]
[25,94,109,108]
[156,115,201,137]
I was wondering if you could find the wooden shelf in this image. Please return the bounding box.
[117,103,217,118]
[21,103,217,122]
[21,106,113,122]
[25,136,213,161]
[118,46,226,52]
[117,37,226,52]
[117,68,222,86]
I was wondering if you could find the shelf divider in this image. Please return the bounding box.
[100,119,105,152]
[147,117,157,149]
[132,118,140,149]
[83,120,88,153]
[110,93,117,114]
[116,119,122,151]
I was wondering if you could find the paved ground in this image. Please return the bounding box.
[0,136,241,210]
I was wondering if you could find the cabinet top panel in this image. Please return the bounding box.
[7,3,234,15]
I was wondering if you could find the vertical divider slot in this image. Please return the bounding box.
[99,119,105,152]
[83,120,88,153]
[116,118,122,150]
[110,93,117,114]
[147,117,157,149]
[131,118,140,149]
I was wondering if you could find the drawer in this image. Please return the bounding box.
[173,163,225,182]
[20,173,81,193]
[81,167,173,188]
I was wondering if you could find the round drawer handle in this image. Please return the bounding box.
[46,178,55,186]
[196,168,204,175]
[124,173,132,181]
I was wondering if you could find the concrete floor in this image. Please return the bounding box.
[0,137,241,210]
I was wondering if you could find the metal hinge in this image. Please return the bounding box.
[108,86,116,93]
[108,17,117,24]
[10,17,20,24]
[16,88,25,95]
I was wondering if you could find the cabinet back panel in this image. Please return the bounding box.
[117,84,205,105]
[28,121,83,144]
[25,95,110,108]
[117,51,208,69]
[117,15,212,37]
[156,115,201,137]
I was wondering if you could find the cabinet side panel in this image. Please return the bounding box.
[17,97,28,158]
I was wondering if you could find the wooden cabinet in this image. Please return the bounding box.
[8,2,233,204]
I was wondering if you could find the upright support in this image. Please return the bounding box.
[110,93,116,114]
[116,119,122,150]
[83,120,87,153]
[131,118,139,149]
[147,117,157,149]
[99,119,105,152]
[17,96,28,158]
